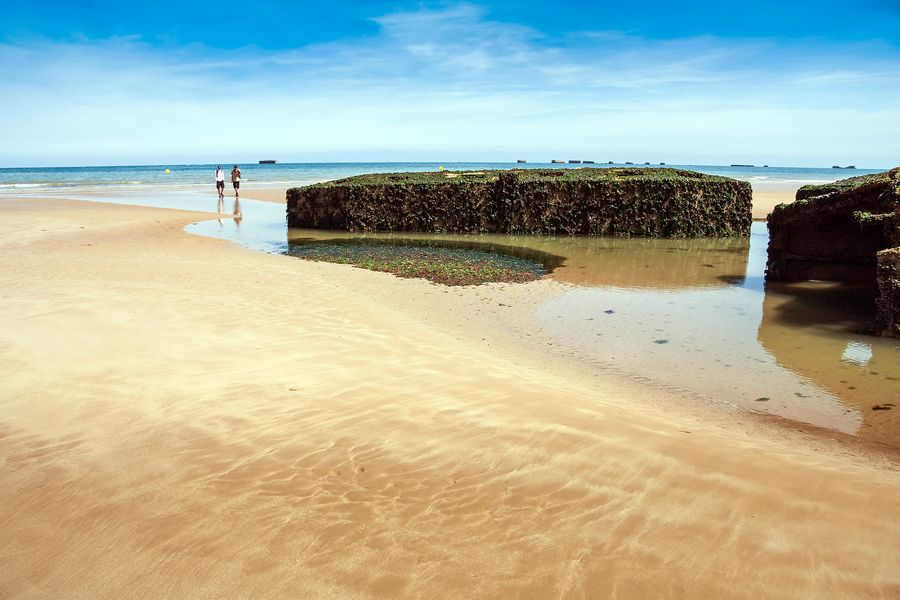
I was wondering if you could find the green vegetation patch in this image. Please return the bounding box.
[288,242,545,286]
[797,167,900,201]
[310,167,727,188]
[853,211,894,227]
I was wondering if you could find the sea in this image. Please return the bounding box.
[0,161,886,194]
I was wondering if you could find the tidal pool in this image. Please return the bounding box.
[245,211,900,446]
[532,224,898,443]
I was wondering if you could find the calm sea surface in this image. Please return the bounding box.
[4,163,898,447]
[0,162,887,194]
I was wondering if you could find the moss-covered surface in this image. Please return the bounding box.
[287,240,547,286]
[796,172,896,200]
[286,168,751,238]
[304,167,713,187]
[767,166,900,337]
[853,211,894,228]
[874,247,900,337]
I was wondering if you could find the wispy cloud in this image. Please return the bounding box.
[1,3,899,166]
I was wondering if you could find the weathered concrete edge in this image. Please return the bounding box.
[873,247,900,337]
[766,167,900,338]
[286,169,752,238]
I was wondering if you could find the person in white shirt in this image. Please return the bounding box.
[215,166,225,200]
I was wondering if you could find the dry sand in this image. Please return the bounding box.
[2,196,899,599]
[240,184,292,204]
[752,189,797,220]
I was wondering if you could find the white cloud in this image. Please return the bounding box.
[1,4,899,167]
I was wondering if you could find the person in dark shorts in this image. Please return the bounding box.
[215,165,225,203]
[231,165,241,198]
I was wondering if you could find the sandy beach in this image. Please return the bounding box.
[751,189,797,220]
[1,194,899,599]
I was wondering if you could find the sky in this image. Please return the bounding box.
[1,1,899,168]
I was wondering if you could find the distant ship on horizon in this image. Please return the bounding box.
[259,159,277,164]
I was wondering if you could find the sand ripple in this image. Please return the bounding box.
[1,199,899,599]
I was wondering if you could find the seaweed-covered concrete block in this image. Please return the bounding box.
[874,247,900,337]
[767,167,900,337]
[286,168,752,238]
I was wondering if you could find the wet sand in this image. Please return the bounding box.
[2,197,900,599]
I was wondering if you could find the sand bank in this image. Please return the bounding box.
[752,189,796,219]
[240,184,292,203]
[1,197,898,599]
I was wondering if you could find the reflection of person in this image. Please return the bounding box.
[231,165,241,198]
[233,197,243,225]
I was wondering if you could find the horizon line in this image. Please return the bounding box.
[0,160,892,171]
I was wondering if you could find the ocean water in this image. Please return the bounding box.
[0,162,887,195]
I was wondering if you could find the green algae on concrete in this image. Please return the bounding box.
[875,247,900,337]
[767,166,900,337]
[286,168,752,238]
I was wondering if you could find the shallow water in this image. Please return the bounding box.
[535,236,899,441]
[30,189,900,445]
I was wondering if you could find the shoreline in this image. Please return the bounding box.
[1,195,899,597]
[0,177,804,221]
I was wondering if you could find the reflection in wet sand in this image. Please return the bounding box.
[528,236,749,289]
[233,197,242,223]
[533,223,898,443]
[536,285,862,435]
[759,281,900,446]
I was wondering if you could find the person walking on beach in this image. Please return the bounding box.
[215,165,225,211]
[231,165,241,198]
[215,166,225,198]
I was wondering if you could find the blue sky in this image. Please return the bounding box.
[2,1,899,167]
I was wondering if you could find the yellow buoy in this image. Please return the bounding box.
[164,168,171,174]
[438,166,443,171]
